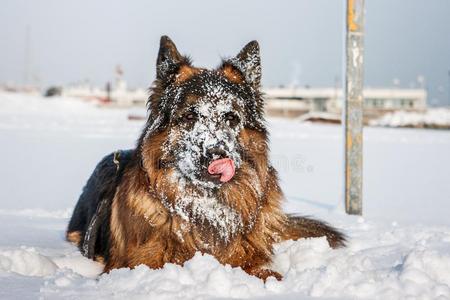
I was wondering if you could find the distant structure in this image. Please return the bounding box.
[264,87,427,121]
[47,66,427,122]
[60,65,147,106]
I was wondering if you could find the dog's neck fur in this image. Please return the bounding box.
[109,149,287,262]
[137,124,271,243]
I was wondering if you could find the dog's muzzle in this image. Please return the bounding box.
[202,146,236,183]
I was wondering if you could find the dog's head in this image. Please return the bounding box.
[139,36,272,241]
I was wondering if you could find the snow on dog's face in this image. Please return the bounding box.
[140,36,269,241]
[165,74,245,188]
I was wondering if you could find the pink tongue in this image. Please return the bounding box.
[207,158,235,183]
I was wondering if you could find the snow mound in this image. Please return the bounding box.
[42,252,267,300]
[0,248,57,276]
[401,249,450,290]
[370,108,450,129]
[16,233,450,299]
[52,254,104,279]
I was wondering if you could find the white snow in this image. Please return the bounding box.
[1,91,450,299]
[0,248,58,277]
[370,108,450,128]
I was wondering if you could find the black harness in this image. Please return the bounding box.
[81,150,124,259]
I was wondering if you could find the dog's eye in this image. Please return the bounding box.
[183,112,197,122]
[224,112,239,126]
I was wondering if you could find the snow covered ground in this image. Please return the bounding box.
[0,92,449,299]
[370,108,450,129]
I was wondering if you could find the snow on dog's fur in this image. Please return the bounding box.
[66,36,345,281]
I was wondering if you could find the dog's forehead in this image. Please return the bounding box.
[186,71,238,96]
[179,70,245,108]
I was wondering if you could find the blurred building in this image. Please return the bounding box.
[59,65,148,106]
[51,66,427,123]
[264,87,427,121]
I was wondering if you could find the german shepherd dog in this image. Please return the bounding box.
[67,36,345,281]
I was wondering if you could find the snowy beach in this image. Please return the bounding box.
[1,92,449,299]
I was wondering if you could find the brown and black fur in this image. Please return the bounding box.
[67,36,345,281]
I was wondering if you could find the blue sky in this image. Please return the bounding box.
[1,0,449,106]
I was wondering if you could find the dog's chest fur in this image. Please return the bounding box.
[106,162,286,272]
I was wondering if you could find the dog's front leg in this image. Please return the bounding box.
[242,266,282,282]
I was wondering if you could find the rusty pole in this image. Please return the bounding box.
[344,0,365,215]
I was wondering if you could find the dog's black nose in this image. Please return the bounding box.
[206,147,227,160]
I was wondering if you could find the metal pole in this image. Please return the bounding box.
[344,0,365,215]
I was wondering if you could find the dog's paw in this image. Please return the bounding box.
[66,231,82,246]
[245,268,283,282]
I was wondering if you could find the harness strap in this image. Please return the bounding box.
[82,150,122,259]
[82,197,109,257]
[81,150,160,259]
[113,150,121,172]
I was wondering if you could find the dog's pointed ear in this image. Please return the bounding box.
[229,41,261,88]
[156,36,186,81]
